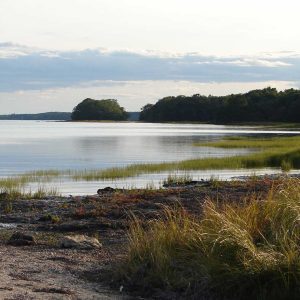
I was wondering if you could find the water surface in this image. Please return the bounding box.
[1,121,299,194]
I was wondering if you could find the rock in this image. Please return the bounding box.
[97,187,115,194]
[163,180,199,188]
[59,235,102,249]
[0,223,18,229]
[7,232,36,246]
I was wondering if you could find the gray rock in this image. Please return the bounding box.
[97,187,115,194]
[0,223,18,229]
[7,231,36,246]
[59,235,102,249]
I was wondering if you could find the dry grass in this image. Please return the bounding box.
[118,178,300,299]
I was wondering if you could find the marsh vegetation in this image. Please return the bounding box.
[1,134,299,194]
[69,135,300,180]
[119,178,300,299]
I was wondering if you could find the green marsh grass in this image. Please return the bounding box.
[70,136,300,180]
[0,169,64,199]
[0,177,29,190]
[0,170,61,190]
[119,178,300,299]
[0,184,60,200]
[1,135,299,183]
[30,186,61,199]
[195,135,300,149]
[162,173,193,186]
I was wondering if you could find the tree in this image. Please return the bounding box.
[139,88,300,123]
[71,98,128,121]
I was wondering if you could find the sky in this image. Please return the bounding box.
[1,0,300,113]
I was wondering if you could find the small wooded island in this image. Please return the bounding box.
[71,98,128,121]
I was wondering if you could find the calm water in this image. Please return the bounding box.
[1,121,299,194]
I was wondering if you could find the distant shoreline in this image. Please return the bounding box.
[1,114,300,130]
[2,118,300,127]
[0,111,140,121]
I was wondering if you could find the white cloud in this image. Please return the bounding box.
[0,43,299,93]
[233,59,291,68]
[196,59,292,68]
[0,42,35,58]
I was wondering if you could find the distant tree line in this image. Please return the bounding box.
[139,88,300,123]
[0,100,138,121]
[3,88,299,123]
[0,112,71,120]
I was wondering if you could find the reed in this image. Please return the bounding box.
[0,185,60,200]
[162,173,193,185]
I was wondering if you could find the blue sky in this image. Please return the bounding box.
[0,0,300,113]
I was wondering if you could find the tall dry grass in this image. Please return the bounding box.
[119,178,300,299]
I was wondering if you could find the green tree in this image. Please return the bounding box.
[139,88,300,123]
[71,98,128,121]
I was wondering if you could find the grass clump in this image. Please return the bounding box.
[162,174,193,186]
[281,159,293,172]
[0,177,28,190]
[31,186,60,199]
[39,214,61,223]
[0,186,60,200]
[0,170,61,189]
[119,179,300,299]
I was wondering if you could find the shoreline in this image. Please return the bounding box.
[3,119,300,129]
